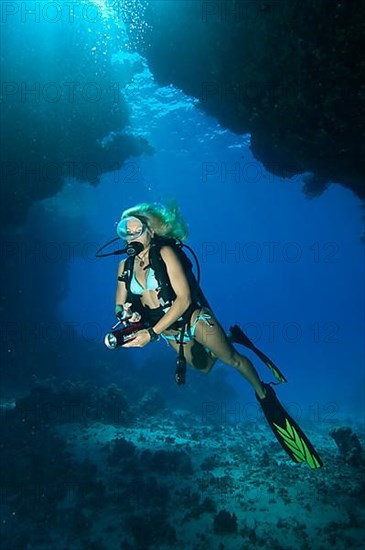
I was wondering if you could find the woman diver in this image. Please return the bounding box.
[114,202,267,399]
[110,202,323,469]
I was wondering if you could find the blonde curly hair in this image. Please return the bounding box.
[121,201,189,241]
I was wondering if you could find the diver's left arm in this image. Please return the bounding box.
[151,246,192,335]
[122,246,191,347]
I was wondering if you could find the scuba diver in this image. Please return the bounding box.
[102,202,323,469]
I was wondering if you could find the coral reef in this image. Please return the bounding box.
[137,386,166,415]
[15,379,131,425]
[329,426,364,467]
[0,398,79,529]
[125,510,177,548]
[141,448,194,476]
[106,437,136,465]
[200,453,220,471]
[213,509,238,534]
[1,381,364,549]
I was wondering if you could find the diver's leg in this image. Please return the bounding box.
[192,312,266,398]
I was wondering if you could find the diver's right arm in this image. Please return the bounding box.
[115,260,127,317]
[115,261,141,322]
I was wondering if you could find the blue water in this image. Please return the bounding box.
[2,3,364,549]
[52,60,364,421]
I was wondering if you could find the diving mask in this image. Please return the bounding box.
[117,216,148,241]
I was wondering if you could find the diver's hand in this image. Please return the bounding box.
[129,311,141,323]
[115,304,125,319]
[122,303,141,323]
[122,329,151,348]
[116,303,141,323]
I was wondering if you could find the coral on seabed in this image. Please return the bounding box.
[15,379,131,425]
[329,426,364,467]
[213,509,238,534]
[138,386,166,415]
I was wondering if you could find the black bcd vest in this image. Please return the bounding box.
[118,236,210,326]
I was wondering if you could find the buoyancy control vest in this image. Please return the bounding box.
[119,236,210,323]
[118,236,211,384]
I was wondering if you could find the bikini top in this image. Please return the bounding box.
[130,266,159,296]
